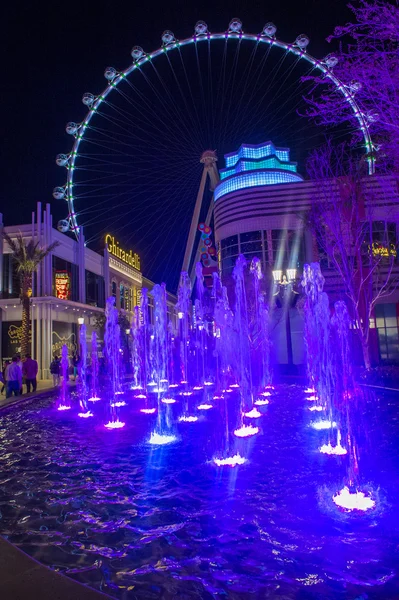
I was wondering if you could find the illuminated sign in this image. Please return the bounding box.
[105,235,141,270]
[55,271,71,300]
[370,243,397,258]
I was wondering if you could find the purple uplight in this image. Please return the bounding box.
[193,386,203,390]
[234,424,259,438]
[304,387,316,394]
[57,405,71,411]
[169,383,179,388]
[254,398,269,406]
[104,420,125,429]
[140,408,156,414]
[259,391,271,397]
[179,415,198,422]
[78,411,93,418]
[319,442,347,456]
[197,403,213,410]
[181,391,193,396]
[88,396,101,402]
[308,405,323,412]
[162,398,176,404]
[111,401,127,408]
[244,408,262,419]
[306,395,319,401]
[332,487,375,511]
[135,394,147,399]
[229,383,240,388]
[213,453,247,467]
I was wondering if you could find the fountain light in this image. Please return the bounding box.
[135,394,147,399]
[213,395,223,400]
[162,398,176,404]
[149,432,177,445]
[57,405,71,411]
[319,442,347,456]
[198,403,213,410]
[181,391,193,396]
[234,424,259,438]
[111,401,127,407]
[222,388,233,393]
[148,381,157,387]
[305,387,316,393]
[193,385,203,390]
[229,383,239,388]
[179,415,198,422]
[332,487,375,511]
[259,391,271,397]
[140,408,156,414]
[213,453,247,467]
[244,408,262,418]
[130,385,143,390]
[160,378,168,383]
[308,405,323,412]
[255,398,269,406]
[115,391,124,395]
[264,385,274,390]
[169,383,179,388]
[88,396,101,402]
[204,381,214,386]
[104,420,125,429]
[180,380,188,384]
[307,395,319,401]
[311,420,337,430]
[78,411,93,418]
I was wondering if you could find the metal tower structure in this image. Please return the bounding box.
[182,150,220,282]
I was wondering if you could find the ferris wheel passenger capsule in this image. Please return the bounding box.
[55,153,69,167]
[229,18,242,33]
[295,34,310,49]
[366,111,379,123]
[104,67,117,81]
[194,21,208,36]
[348,80,362,93]
[82,92,95,107]
[131,46,144,61]
[324,54,338,69]
[66,122,79,135]
[162,30,175,45]
[53,187,66,200]
[57,219,70,233]
[262,22,277,37]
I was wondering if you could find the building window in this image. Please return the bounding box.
[120,284,125,309]
[1,254,19,299]
[111,281,117,298]
[375,303,399,362]
[221,235,239,276]
[85,271,105,308]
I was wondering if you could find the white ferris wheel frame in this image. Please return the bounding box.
[56,21,374,239]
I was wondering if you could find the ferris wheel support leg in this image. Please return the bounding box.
[181,167,209,275]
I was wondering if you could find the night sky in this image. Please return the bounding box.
[3,0,353,290]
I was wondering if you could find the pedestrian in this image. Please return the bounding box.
[50,355,61,387]
[16,354,23,395]
[72,353,80,381]
[23,354,38,393]
[1,361,10,394]
[5,356,22,399]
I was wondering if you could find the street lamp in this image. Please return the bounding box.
[78,317,85,325]
[272,268,299,368]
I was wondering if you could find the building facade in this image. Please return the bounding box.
[214,141,399,365]
[0,203,176,378]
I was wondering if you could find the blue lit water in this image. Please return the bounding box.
[0,386,398,599]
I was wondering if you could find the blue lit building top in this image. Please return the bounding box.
[215,141,303,201]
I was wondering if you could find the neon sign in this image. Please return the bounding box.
[370,243,397,258]
[105,234,141,270]
[55,271,71,300]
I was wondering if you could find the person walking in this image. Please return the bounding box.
[1,361,10,394]
[23,354,38,393]
[50,355,61,387]
[72,354,80,381]
[5,356,22,399]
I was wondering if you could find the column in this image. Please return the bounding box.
[103,246,110,300]
[79,227,86,304]
[0,212,3,295]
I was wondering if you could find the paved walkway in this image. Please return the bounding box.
[0,379,76,411]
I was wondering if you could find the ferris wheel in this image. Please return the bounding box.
[53,19,373,288]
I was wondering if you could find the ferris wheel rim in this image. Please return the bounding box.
[58,26,374,239]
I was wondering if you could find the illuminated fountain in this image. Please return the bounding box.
[88,331,100,402]
[104,297,124,429]
[57,344,71,411]
[78,323,93,418]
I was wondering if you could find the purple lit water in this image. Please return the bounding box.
[0,385,398,599]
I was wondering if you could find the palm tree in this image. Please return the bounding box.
[2,232,59,358]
